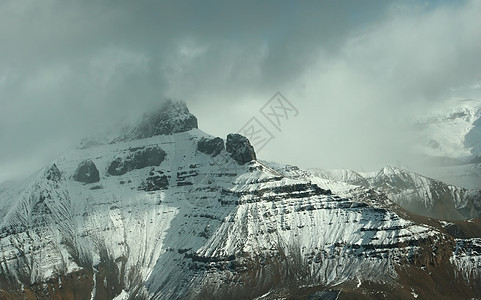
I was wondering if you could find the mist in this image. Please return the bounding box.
[1,0,481,183]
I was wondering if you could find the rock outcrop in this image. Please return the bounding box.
[226,133,256,165]
[107,146,167,176]
[45,164,62,182]
[73,160,100,183]
[139,171,169,191]
[197,137,224,157]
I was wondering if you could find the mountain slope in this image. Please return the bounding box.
[303,165,481,220]
[1,101,481,299]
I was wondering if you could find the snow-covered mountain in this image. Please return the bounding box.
[1,101,481,299]
[299,166,481,221]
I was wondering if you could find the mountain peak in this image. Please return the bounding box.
[116,100,198,142]
[45,163,62,182]
[377,165,401,176]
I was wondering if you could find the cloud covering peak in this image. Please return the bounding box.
[1,0,481,182]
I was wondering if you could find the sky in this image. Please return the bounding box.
[1,0,481,183]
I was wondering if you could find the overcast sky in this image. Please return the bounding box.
[1,0,481,182]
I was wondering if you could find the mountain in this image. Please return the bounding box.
[370,166,481,220]
[1,101,481,299]
[301,166,481,220]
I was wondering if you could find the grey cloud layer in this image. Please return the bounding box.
[1,0,480,181]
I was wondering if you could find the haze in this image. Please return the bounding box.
[1,0,481,183]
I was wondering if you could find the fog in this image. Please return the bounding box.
[1,0,481,183]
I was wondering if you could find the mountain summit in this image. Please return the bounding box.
[117,100,198,142]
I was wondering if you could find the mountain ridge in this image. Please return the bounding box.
[0,100,480,299]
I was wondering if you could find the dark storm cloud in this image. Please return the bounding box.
[0,0,389,181]
[0,0,480,181]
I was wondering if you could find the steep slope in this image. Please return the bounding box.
[1,101,481,299]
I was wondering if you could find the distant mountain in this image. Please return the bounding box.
[298,165,481,220]
[1,101,481,299]
[370,166,481,220]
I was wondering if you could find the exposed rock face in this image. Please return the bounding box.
[140,170,169,191]
[73,160,100,183]
[226,133,256,164]
[197,137,224,157]
[107,146,167,176]
[45,164,62,182]
[118,100,198,141]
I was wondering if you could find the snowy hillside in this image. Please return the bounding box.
[1,101,481,299]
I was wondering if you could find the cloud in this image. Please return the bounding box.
[252,0,481,171]
[0,0,480,182]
